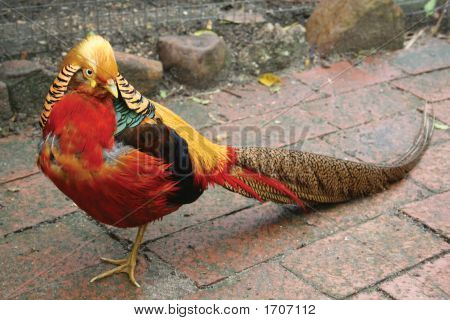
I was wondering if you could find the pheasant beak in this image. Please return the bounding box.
[104,79,118,98]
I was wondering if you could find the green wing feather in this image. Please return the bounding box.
[113,97,154,135]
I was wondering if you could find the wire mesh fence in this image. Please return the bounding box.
[0,0,447,59]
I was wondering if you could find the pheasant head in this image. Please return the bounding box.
[41,34,155,130]
[63,34,119,98]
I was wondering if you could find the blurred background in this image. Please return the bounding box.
[1,0,448,60]
[0,0,448,135]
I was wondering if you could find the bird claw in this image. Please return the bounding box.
[90,256,140,288]
[89,224,147,288]
[100,257,128,266]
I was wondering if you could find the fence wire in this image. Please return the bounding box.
[0,0,447,58]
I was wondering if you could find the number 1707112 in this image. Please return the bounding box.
[264,304,315,315]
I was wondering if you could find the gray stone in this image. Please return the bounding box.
[158,34,229,88]
[306,0,405,55]
[0,81,12,121]
[0,60,55,116]
[238,23,307,76]
[115,52,163,96]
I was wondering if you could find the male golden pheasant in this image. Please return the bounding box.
[37,35,432,287]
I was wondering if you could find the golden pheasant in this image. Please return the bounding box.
[37,35,432,287]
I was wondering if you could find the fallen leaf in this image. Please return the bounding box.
[208,112,228,124]
[191,97,210,105]
[304,57,311,68]
[206,19,213,30]
[258,73,281,87]
[215,133,228,142]
[270,85,281,93]
[159,89,168,99]
[424,0,437,17]
[282,22,302,31]
[193,30,217,36]
[434,121,449,130]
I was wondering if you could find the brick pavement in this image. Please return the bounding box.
[0,37,448,300]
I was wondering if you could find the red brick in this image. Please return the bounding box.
[301,84,423,129]
[0,173,76,236]
[357,53,405,82]
[393,69,450,102]
[294,61,379,95]
[301,179,428,235]
[17,260,150,299]
[18,252,196,299]
[0,213,125,298]
[209,78,324,122]
[186,261,328,300]
[279,73,329,106]
[401,192,450,237]
[409,142,450,192]
[351,215,448,266]
[147,176,426,288]
[110,187,256,243]
[147,203,308,287]
[0,133,40,184]
[391,39,450,75]
[380,254,450,299]
[205,107,337,148]
[351,289,390,300]
[165,98,219,129]
[324,111,426,163]
[282,215,449,298]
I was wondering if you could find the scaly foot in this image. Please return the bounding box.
[89,223,148,288]
[90,255,140,287]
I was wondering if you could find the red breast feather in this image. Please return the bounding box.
[39,93,180,228]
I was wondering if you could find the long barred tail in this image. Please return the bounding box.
[218,108,433,205]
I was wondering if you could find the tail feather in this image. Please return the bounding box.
[218,107,433,204]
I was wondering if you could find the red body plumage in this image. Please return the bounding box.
[38,93,179,228]
[39,93,303,229]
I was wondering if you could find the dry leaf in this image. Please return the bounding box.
[193,30,217,36]
[434,121,449,130]
[424,0,437,17]
[215,133,228,142]
[270,85,281,94]
[206,19,213,30]
[258,73,281,87]
[159,90,168,99]
[304,57,311,68]
[191,96,210,105]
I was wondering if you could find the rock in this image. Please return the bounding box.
[0,60,54,116]
[158,34,229,88]
[0,81,13,122]
[306,0,404,55]
[114,52,163,96]
[238,23,307,75]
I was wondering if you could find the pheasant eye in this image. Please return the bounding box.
[84,68,93,77]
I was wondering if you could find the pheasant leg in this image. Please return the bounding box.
[90,223,148,287]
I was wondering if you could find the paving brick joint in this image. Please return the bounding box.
[0,37,449,300]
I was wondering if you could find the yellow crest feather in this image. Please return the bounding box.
[63,35,118,82]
